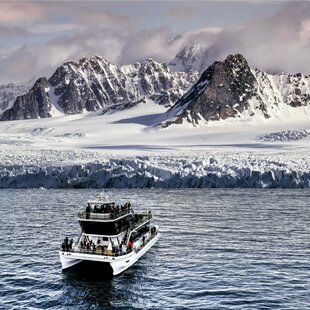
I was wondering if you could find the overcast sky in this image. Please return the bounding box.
[0,1,309,84]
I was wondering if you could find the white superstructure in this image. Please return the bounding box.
[59,196,159,275]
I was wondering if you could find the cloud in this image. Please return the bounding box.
[0,25,30,37]
[26,24,84,35]
[199,2,310,74]
[0,1,310,84]
[168,6,195,20]
[118,27,182,64]
[300,20,310,40]
[0,2,43,24]
[72,7,132,28]
[0,28,127,84]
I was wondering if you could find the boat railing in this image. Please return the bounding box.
[65,247,132,257]
[134,228,158,254]
[78,208,131,220]
[60,227,158,257]
[131,211,152,230]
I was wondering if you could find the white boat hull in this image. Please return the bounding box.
[59,233,159,275]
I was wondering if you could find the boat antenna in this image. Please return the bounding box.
[98,191,109,202]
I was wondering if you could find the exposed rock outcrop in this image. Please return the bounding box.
[1,56,198,121]
[1,78,52,120]
[159,54,310,127]
[0,81,33,115]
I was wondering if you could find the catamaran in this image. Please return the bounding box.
[59,195,159,275]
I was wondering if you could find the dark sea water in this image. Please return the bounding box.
[0,189,309,309]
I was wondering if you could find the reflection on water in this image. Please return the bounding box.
[0,189,309,309]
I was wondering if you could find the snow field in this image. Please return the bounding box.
[0,99,310,188]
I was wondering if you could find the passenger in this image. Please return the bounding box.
[63,237,69,251]
[61,242,66,251]
[69,238,74,250]
[127,240,133,251]
[86,204,91,219]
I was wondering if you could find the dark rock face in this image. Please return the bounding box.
[159,54,310,127]
[191,54,256,121]
[0,78,52,121]
[0,82,32,114]
[1,56,197,121]
[161,54,257,126]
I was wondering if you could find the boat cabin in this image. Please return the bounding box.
[78,200,133,235]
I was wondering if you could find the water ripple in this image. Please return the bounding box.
[0,189,309,309]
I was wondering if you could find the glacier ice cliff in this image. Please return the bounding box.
[0,151,309,189]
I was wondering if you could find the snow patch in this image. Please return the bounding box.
[256,129,310,142]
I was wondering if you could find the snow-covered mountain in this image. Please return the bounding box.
[0,56,198,121]
[169,43,208,73]
[159,54,310,127]
[0,81,33,115]
[2,51,310,127]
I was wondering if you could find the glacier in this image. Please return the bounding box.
[1,149,310,189]
[1,61,310,189]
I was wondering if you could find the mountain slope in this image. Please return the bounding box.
[159,54,310,127]
[169,43,208,73]
[0,81,33,115]
[1,78,54,120]
[1,56,198,121]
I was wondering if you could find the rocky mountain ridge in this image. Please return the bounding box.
[159,54,310,127]
[1,56,198,121]
[1,50,310,126]
[0,81,33,114]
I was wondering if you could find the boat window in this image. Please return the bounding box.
[79,218,127,235]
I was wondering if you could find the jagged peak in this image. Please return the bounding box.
[175,42,202,58]
[169,42,208,73]
[139,58,169,74]
[224,53,249,69]
[93,54,104,60]
[140,58,159,67]
[198,53,251,82]
[60,55,111,70]
[32,77,48,87]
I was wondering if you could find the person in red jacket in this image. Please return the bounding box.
[127,240,133,252]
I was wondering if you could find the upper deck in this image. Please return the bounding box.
[78,201,133,222]
[78,200,153,236]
